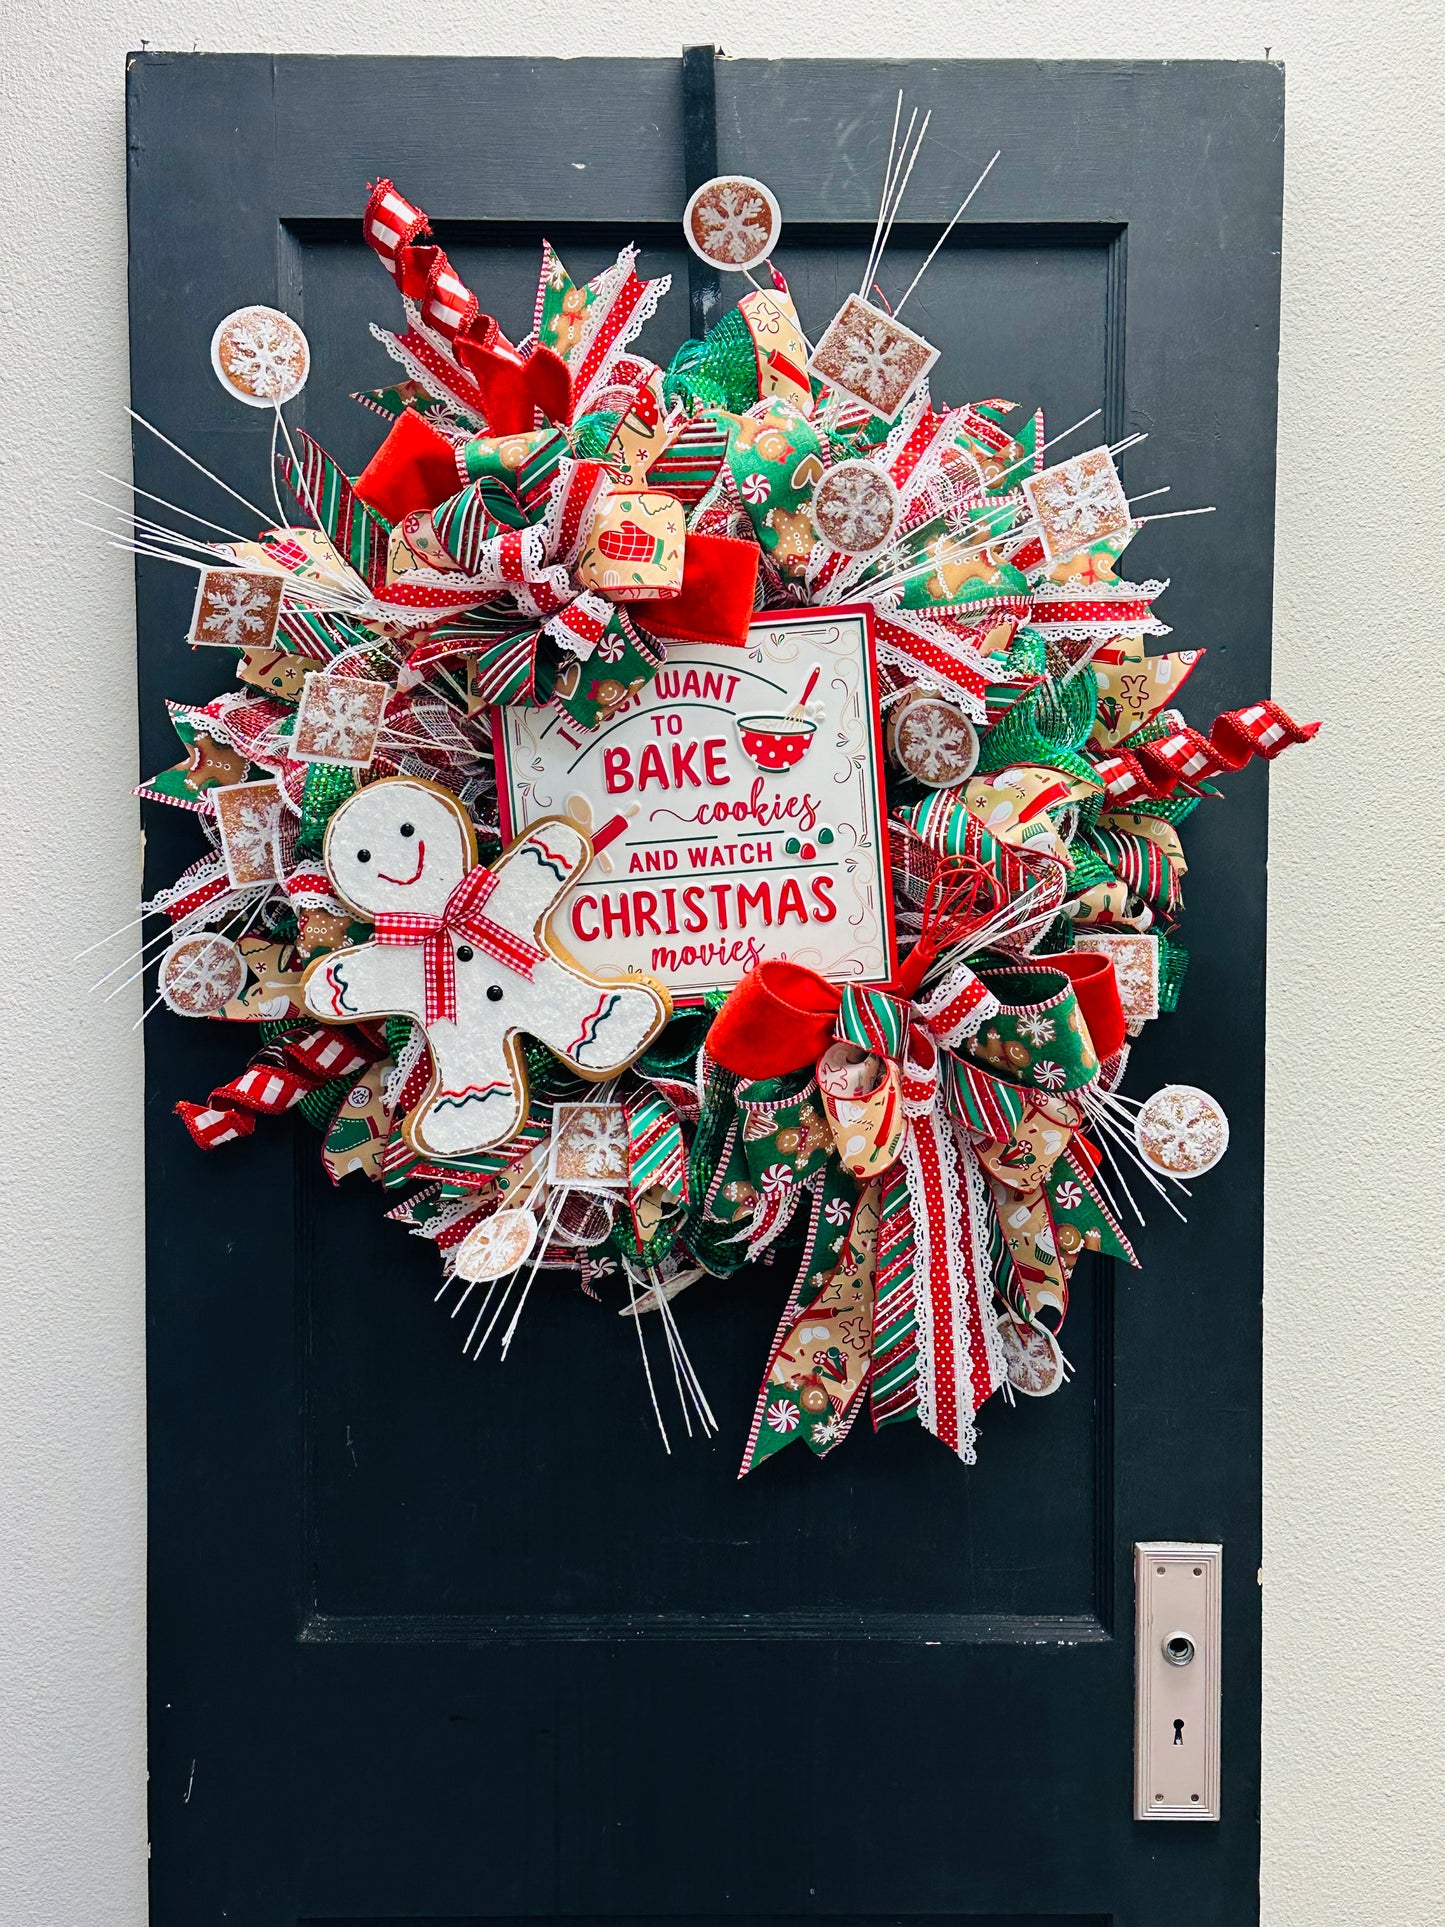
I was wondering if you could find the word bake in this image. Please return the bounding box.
[495,609,895,997]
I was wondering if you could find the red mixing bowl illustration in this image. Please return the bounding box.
[737,712,817,770]
[735,667,821,771]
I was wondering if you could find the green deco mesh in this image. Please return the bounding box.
[384,1015,417,1061]
[977,665,1100,786]
[298,761,359,855]
[1157,933,1190,1011]
[664,309,760,413]
[298,1078,350,1132]
[570,410,621,460]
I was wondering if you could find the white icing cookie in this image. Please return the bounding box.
[301,777,671,1156]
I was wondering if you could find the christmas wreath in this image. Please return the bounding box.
[113,136,1316,1469]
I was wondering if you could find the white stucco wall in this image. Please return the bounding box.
[1,5,1438,1922]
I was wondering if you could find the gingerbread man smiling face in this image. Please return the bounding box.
[303,778,670,1157]
[324,780,470,920]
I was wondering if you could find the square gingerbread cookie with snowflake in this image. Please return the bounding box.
[1021,448,1132,563]
[548,1102,629,1189]
[292,674,390,768]
[189,568,284,651]
[213,778,282,887]
[808,293,938,422]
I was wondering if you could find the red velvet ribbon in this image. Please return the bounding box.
[1043,950,1126,1062]
[706,961,842,1079]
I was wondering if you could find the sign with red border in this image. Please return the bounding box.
[493,606,897,999]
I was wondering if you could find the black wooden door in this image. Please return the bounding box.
[131,53,1283,1927]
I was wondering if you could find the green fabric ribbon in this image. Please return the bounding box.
[965,964,1099,1093]
[722,403,825,572]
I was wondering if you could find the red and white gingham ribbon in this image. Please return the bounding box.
[373,863,546,1025]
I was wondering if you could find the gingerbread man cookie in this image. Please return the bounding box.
[302,778,670,1156]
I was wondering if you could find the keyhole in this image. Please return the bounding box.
[1173,1719,1185,1747]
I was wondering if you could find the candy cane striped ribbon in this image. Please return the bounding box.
[1094,701,1320,802]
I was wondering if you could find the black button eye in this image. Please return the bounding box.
[456,945,474,963]
[486,984,504,1003]
[356,848,371,864]
[400,822,415,837]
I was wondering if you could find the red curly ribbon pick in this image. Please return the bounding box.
[1096,702,1321,802]
[174,1026,382,1152]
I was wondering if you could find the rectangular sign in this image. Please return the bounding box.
[494,606,897,999]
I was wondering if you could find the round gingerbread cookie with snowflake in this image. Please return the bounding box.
[996,1314,1068,1398]
[683,175,781,271]
[887,691,980,786]
[812,459,899,555]
[159,934,248,1016]
[455,1207,540,1282]
[210,305,310,408]
[1134,1084,1230,1177]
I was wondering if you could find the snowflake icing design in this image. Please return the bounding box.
[998,1316,1061,1397]
[214,785,280,884]
[455,1208,538,1282]
[193,570,282,649]
[810,296,937,418]
[1017,1013,1057,1046]
[813,461,897,553]
[160,934,246,1015]
[212,306,310,406]
[1134,1084,1230,1177]
[834,321,913,404]
[894,699,977,784]
[294,676,387,765]
[1076,933,1158,1025]
[689,180,775,267]
[810,1416,844,1448]
[553,1104,628,1183]
[1025,450,1130,557]
[1042,469,1116,536]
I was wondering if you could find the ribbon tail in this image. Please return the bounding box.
[740,1167,872,1477]
[879,1112,1005,1463]
[622,1092,689,1260]
[870,1162,922,1433]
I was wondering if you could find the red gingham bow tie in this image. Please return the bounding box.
[373,863,546,1025]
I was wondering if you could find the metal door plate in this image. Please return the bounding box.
[1134,1541,1222,1821]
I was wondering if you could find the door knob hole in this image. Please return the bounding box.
[1163,1632,1195,1667]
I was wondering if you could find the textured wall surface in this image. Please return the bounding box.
[1,6,1439,1923]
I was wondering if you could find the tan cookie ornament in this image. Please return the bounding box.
[301,778,670,1157]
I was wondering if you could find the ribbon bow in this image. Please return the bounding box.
[373,864,546,1025]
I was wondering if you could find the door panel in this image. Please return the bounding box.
[305,1185,1105,1624]
[132,53,1281,1926]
